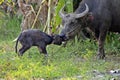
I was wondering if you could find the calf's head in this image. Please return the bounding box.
[60,3,89,39]
[52,34,67,45]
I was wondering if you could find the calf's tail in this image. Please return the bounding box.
[15,33,22,53]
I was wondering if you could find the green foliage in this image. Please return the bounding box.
[65,0,73,13]
[1,16,120,79]
[0,1,120,80]
[0,16,21,41]
[106,33,120,54]
[7,0,12,3]
[0,0,12,4]
[0,0,4,4]
[0,11,6,28]
[0,41,120,79]
[52,0,73,33]
[52,0,65,33]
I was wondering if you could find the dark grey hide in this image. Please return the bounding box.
[15,29,62,56]
[59,0,120,59]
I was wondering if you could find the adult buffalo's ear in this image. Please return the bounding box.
[79,12,94,23]
[87,12,94,21]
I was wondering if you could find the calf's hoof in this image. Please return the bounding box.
[18,52,23,56]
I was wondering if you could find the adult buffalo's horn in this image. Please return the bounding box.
[75,3,89,18]
[59,5,66,18]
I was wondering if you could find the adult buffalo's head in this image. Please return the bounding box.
[59,3,89,40]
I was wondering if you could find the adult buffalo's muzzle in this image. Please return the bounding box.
[64,25,82,39]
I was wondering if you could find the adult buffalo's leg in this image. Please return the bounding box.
[97,24,108,59]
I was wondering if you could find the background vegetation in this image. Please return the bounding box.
[0,0,120,80]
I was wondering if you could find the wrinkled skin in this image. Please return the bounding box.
[60,0,120,59]
[60,17,82,39]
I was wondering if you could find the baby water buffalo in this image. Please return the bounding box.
[15,29,63,56]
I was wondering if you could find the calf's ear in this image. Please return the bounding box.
[59,35,68,41]
[51,34,57,39]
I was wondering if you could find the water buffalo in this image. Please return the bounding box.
[15,29,63,56]
[59,0,120,59]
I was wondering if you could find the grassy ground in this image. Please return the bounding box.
[0,16,120,80]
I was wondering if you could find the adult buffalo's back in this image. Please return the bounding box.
[59,0,120,59]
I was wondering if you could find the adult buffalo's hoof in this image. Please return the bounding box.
[96,53,106,59]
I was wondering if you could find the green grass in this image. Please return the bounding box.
[0,16,120,80]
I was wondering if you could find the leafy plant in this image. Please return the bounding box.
[0,0,120,80]
[0,0,4,4]
[52,0,73,33]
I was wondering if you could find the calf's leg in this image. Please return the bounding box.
[19,45,31,56]
[37,42,48,56]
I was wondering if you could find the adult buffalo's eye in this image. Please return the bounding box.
[70,21,75,25]
[74,20,78,23]
[71,20,77,24]
[71,21,74,24]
